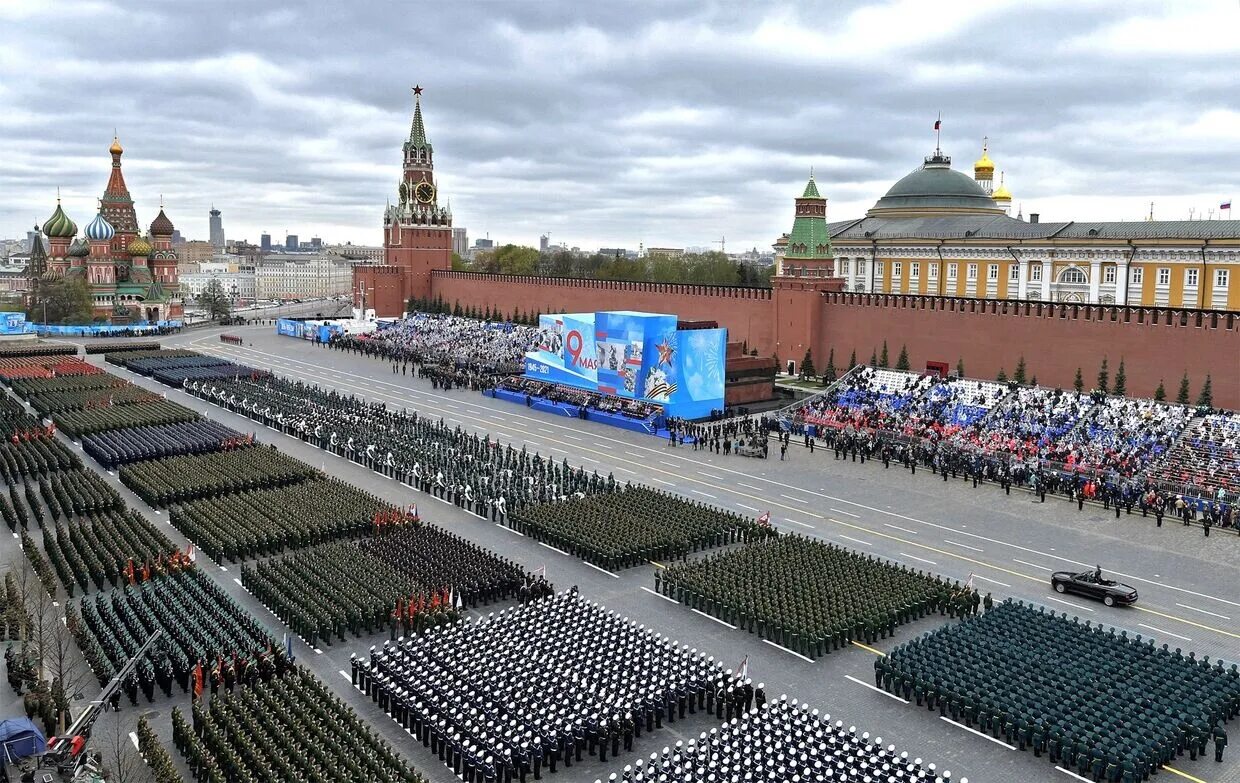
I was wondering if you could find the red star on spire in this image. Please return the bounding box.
[413,85,423,96]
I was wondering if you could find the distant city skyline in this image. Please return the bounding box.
[2,1,1237,252]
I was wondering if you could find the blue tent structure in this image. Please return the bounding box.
[0,717,46,770]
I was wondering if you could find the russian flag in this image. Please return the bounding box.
[1222,202,1232,210]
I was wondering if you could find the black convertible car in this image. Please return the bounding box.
[1051,569,1138,606]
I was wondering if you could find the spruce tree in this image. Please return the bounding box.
[824,348,837,384]
[1029,375,1038,387]
[1096,358,1109,394]
[869,349,878,367]
[453,300,463,317]
[1154,379,1166,401]
[879,340,889,368]
[800,349,816,380]
[895,345,910,371]
[1013,356,1027,385]
[1177,372,1191,405]
[849,349,858,370]
[1197,374,1212,408]
[1074,368,1084,393]
[996,367,1008,383]
[1112,359,1127,397]
[956,358,965,378]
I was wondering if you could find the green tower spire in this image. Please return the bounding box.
[785,173,831,259]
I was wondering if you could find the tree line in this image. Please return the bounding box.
[455,246,773,288]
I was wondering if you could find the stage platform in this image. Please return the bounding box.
[485,387,682,439]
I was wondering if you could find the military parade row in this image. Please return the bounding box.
[41,509,176,596]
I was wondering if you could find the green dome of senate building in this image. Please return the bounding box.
[868,151,1003,217]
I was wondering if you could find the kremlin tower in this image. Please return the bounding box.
[31,136,182,323]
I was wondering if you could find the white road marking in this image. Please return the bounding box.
[651,478,675,486]
[884,523,917,534]
[219,566,228,572]
[944,539,985,552]
[844,675,907,703]
[583,562,620,579]
[314,648,323,655]
[736,503,759,512]
[761,639,815,663]
[561,434,582,441]
[639,586,679,604]
[612,466,636,475]
[973,574,1012,588]
[1044,595,1094,612]
[497,524,525,537]
[1056,766,1094,782]
[1175,603,1230,621]
[1138,623,1191,642]
[339,670,351,682]
[839,534,873,547]
[538,542,571,556]
[830,508,860,518]
[899,552,937,566]
[624,451,645,458]
[129,731,140,751]
[737,482,763,491]
[781,493,808,504]
[690,608,736,629]
[691,489,717,499]
[940,716,1015,749]
[1013,558,1053,572]
[786,518,815,529]
[233,578,242,585]
[659,460,678,467]
[698,471,724,480]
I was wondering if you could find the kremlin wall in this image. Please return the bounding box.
[356,93,1239,408]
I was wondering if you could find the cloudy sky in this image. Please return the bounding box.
[2,0,1238,252]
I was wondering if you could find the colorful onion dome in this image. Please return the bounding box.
[992,171,1012,202]
[127,236,152,256]
[109,136,123,156]
[84,211,115,242]
[42,201,77,238]
[68,237,91,257]
[149,208,175,236]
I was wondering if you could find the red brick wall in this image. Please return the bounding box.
[430,271,777,356]
[353,265,406,317]
[818,293,1240,408]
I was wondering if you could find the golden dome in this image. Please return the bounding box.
[127,236,152,257]
[992,171,1012,201]
[973,141,995,174]
[109,135,123,155]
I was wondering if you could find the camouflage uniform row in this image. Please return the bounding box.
[657,534,979,659]
[509,486,775,571]
[170,478,394,562]
[172,668,425,783]
[0,436,80,482]
[24,385,163,416]
[7,371,127,397]
[2,469,123,532]
[42,509,177,596]
[877,601,1237,779]
[120,444,318,507]
[104,347,200,368]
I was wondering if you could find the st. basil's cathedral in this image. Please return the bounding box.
[30,136,182,323]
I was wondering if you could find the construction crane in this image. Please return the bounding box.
[712,236,726,255]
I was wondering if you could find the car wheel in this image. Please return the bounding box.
[1054,583,1065,593]
[1104,596,1115,607]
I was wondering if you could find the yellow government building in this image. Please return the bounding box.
[776,141,1240,312]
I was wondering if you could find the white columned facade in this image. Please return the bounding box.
[1088,259,1102,304]
[1040,260,1052,300]
[1017,258,1029,300]
[1115,260,1130,305]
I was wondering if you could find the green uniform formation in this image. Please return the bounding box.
[172,668,425,783]
[509,486,773,570]
[41,509,177,596]
[105,347,200,368]
[170,478,394,562]
[658,534,977,658]
[877,601,1239,779]
[69,568,272,702]
[0,435,79,481]
[53,398,200,437]
[136,715,183,783]
[120,444,319,507]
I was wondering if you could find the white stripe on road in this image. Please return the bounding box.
[844,675,907,703]
[884,523,917,535]
[639,586,679,604]
[624,451,645,458]
[690,608,737,629]
[736,504,759,512]
[761,639,815,663]
[1044,595,1094,612]
[561,434,582,441]
[786,518,814,529]
[129,732,140,751]
[781,493,808,504]
[698,471,724,480]
[944,539,985,552]
[839,534,873,547]
[940,716,1015,750]
[582,561,620,579]
[899,552,937,566]
[1175,603,1230,621]
[973,574,1012,588]
[1138,622,1191,642]
[830,508,861,518]
[692,489,717,499]
[232,578,242,585]
[579,456,600,464]
[1013,558,1053,572]
[737,483,763,491]
[538,542,571,556]
[339,670,351,683]
[497,524,525,537]
[659,460,678,467]
[1056,766,1093,783]
[651,478,675,486]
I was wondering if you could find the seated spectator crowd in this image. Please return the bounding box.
[496,376,662,421]
[334,312,539,377]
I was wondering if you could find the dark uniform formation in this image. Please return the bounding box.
[658,534,978,659]
[68,568,273,705]
[83,418,243,467]
[508,486,774,571]
[170,477,395,562]
[119,443,318,506]
[42,509,177,596]
[357,591,738,782]
[877,601,1238,779]
[593,696,963,783]
[173,667,426,783]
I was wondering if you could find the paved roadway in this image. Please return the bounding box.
[15,324,1235,783]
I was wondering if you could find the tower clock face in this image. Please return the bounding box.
[415,182,435,204]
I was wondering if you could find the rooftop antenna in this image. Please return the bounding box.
[1189,207,1195,221]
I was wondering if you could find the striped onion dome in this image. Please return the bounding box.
[84,212,115,242]
[42,202,77,238]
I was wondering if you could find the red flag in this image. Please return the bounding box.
[934,118,941,130]
[124,559,135,585]
[192,662,203,699]
[757,511,771,527]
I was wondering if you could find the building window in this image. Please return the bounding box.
[910,262,920,279]
[1185,268,1199,287]
[947,263,958,281]
[1103,265,1116,284]
[1130,267,1144,285]
[875,262,884,278]
[967,264,978,281]
[1031,265,1042,282]
[857,260,866,275]
[1157,267,1170,286]
[1009,264,1019,281]
[839,259,849,275]
[928,264,938,280]
[988,264,999,281]
[1059,267,1087,285]
[893,262,902,277]
[1216,269,1230,288]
